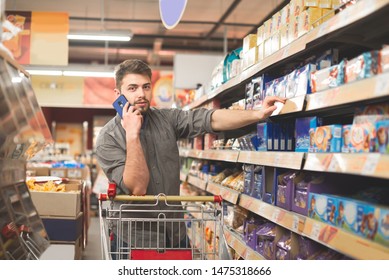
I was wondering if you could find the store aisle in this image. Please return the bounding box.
[82,217,102,260]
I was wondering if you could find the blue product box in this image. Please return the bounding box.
[272,123,281,151]
[310,61,345,93]
[257,123,267,151]
[335,197,364,234]
[295,117,323,152]
[378,208,389,247]
[273,76,287,98]
[311,125,342,153]
[308,193,338,226]
[251,166,263,199]
[341,124,352,153]
[287,64,316,99]
[265,122,273,151]
[264,80,275,97]
[42,212,83,241]
[245,81,254,110]
[375,120,389,154]
[286,121,295,151]
[243,164,254,196]
[280,123,287,151]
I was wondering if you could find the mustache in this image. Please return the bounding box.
[134,98,150,105]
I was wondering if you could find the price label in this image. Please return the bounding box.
[375,74,389,96]
[272,209,281,222]
[292,216,300,232]
[311,223,322,240]
[327,155,339,172]
[361,153,380,175]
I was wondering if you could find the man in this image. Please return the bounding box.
[96,59,285,259]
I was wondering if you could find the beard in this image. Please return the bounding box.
[134,98,150,114]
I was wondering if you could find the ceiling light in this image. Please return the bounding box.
[67,30,133,42]
[63,71,114,77]
[24,65,115,78]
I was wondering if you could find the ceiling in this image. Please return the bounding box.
[5,0,286,67]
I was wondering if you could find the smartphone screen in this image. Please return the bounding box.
[112,95,128,118]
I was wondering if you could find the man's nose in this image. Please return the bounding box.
[137,87,146,98]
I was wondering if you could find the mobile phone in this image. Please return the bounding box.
[112,95,129,118]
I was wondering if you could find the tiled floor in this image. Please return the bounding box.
[82,217,103,260]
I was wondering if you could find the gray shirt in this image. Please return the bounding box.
[96,107,216,248]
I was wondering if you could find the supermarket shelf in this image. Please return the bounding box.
[306,72,389,112]
[179,149,240,163]
[200,149,240,162]
[182,0,389,111]
[206,182,240,205]
[185,95,208,110]
[303,153,389,179]
[239,194,306,234]
[302,218,389,260]
[187,175,207,191]
[223,226,265,260]
[180,171,188,182]
[238,151,305,170]
[306,0,389,45]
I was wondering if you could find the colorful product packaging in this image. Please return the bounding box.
[308,192,338,226]
[310,124,342,153]
[310,61,345,93]
[286,64,316,98]
[257,122,267,151]
[341,124,352,153]
[295,116,323,152]
[375,120,389,154]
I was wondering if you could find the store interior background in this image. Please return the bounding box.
[4,0,285,180]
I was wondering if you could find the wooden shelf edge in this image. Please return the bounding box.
[306,72,389,112]
[302,218,389,260]
[223,226,265,260]
[303,153,389,180]
[238,151,305,170]
[207,182,240,204]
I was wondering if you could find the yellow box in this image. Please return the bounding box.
[306,0,319,7]
[243,34,257,53]
[319,0,332,8]
[321,8,335,23]
[30,180,82,217]
[291,0,307,17]
[332,0,342,9]
[298,8,322,37]
[257,25,264,46]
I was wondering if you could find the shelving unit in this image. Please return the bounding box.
[179,0,389,260]
[0,50,53,260]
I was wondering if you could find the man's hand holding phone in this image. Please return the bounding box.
[113,95,143,137]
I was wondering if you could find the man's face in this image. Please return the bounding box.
[116,73,152,114]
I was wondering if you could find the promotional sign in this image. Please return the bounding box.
[159,0,187,29]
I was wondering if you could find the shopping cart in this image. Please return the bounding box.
[98,182,231,260]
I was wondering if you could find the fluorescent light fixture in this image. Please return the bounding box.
[26,70,63,76]
[67,30,133,42]
[25,66,115,78]
[63,71,114,77]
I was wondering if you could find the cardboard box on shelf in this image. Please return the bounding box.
[30,180,82,217]
[42,212,83,242]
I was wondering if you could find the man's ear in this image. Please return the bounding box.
[114,88,120,96]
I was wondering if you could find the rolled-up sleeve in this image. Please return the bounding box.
[95,136,130,194]
[172,108,216,139]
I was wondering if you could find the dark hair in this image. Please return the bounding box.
[114,59,152,89]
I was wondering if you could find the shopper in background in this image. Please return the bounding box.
[96,59,285,259]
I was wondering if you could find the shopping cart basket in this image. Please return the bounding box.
[99,182,231,260]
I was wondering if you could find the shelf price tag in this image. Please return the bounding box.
[375,74,389,96]
[272,209,281,222]
[327,155,340,172]
[311,223,322,240]
[362,154,380,175]
[292,215,300,232]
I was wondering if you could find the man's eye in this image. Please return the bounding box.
[143,85,151,90]
[128,86,137,92]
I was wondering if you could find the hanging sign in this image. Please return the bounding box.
[159,0,187,30]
